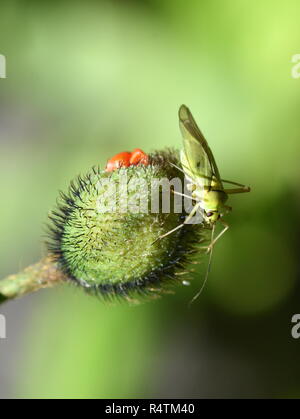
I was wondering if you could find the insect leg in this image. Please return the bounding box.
[223,187,250,194]
[152,223,184,244]
[169,162,185,174]
[200,219,229,253]
[221,179,249,188]
[153,201,202,243]
[210,219,229,246]
[172,190,194,200]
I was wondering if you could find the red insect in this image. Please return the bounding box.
[129,148,149,166]
[105,151,131,172]
[105,148,149,172]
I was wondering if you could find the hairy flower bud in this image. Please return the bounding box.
[47,150,205,300]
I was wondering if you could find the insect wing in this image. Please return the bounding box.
[179,105,222,189]
[180,139,212,191]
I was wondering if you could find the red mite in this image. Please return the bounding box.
[105,151,131,172]
[105,148,149,172]
[129,148,149,166]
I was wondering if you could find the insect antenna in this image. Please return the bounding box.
[188,223,215,307]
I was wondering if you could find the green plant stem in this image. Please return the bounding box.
[0,256,66,305]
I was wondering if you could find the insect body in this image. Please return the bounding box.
[157,105,250,301]
[159,105,250,245]
[105,148,148,172]
[178,104,250,249]
[129,148,149,166]
[105,151,132,172]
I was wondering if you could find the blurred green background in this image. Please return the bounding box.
[1,0,300,398]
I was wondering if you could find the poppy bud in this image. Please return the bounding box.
[47,149,205,301]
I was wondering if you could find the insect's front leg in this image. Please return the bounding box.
[210,219,229,247]
[200,219,229,253]
[152,201,202,243]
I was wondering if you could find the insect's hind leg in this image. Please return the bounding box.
[222,179,250,194]
[221,178,250,188]
[223,187,250,194]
